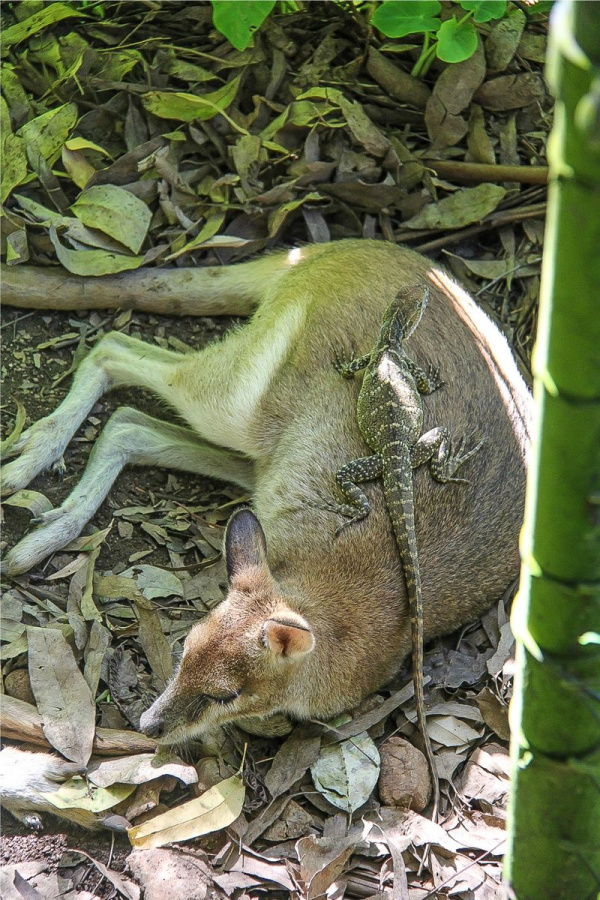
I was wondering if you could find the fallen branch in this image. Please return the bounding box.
[1,695,157,756]
[0,263,240,315]
[422,159,548,185]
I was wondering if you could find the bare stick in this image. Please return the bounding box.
[1,264,239,316]
[1,695,157,756]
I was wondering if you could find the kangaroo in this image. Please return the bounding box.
[0,239,531,824]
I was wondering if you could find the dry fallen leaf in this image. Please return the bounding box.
[27,627,96,766]
[128,773,245,849]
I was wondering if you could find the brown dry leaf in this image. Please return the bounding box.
[264,724,321,799]
[459,745,510,808]
[135,596,173,691]
[467,104,496,164]
[446,811,507,854]
[474,73,547,111]
[128,774,245,849]
[426,715,482,748]
[263,799,313,841]
[404,184,506,231]
[485,7,526,73]
[27,627,96,766]
[62,849,140,900]
[83,619,111,696]
[486,621,515,676]
[366,48,430,109]
[337,96,390,158]
[297,832,357,900]
[229,854,295,892]
[425,39,486,149]
[475,687,510,741]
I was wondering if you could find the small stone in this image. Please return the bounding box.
[378,737,431,812]
[4,668,35,705]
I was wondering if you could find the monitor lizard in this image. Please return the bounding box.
[325,285,483,819]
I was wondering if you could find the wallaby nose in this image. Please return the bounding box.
[139,709,164,739]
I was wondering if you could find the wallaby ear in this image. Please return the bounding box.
[225,508,268,581]
[263,612,315,659]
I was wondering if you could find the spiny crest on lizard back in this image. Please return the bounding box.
[376,285,430,353]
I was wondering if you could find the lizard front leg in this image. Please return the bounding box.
[405,356,443,395]
[333,347,371,379]
[412,427,483,484]
[321,454,384,534]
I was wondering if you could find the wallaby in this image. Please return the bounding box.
[0,239,531,824]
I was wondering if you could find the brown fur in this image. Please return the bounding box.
[2,240,531,746]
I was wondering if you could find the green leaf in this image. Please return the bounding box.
[0,400,26,457]
[458,0,507,23]
[49,226,145,276]
[372,0,441,38]
[42,776,135,813]
[16,103,78,164]
[142,75,242,122]
[2,490,53,518]
[210,0,276,51]
[1,97,27,202]
[1,3,84,49]
[72,185,151,254]
[166,212,226,260]
[436,16,478,63]
[311,730,380,813]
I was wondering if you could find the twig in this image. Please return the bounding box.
[412,202,547,254]
[422,159,548,185]
[1,695,157,755]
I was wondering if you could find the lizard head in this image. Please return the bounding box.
[139,508,315,744]
[380,285,430,348]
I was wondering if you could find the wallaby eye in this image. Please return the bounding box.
[205,691,240,705]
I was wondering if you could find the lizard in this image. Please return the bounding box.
[327,284,483,820]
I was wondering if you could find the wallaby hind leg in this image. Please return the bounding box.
[1,323,269,497]
[2,407,254,575]
[1,332,188,495]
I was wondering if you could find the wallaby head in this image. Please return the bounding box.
[140,509,314,743]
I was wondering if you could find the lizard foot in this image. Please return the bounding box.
[433,436,485,484]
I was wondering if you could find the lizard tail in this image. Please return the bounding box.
[382,467,440,821]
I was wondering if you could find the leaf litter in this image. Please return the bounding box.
[0,1,550,897]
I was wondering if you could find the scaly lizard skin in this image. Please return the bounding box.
[329,285,482,819]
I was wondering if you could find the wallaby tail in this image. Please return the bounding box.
[1,250,296,317]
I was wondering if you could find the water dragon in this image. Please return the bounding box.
[328,285,483,819]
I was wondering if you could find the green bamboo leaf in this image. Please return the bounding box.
[436,16,478,63]
[458,1,507,23]
[72,185,151,254]
[211,0,276,51]
[142,75,241,122]
[372,1,442,38]
[1,3,84,49]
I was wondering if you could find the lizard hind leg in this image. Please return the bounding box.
[412,427,484,484]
